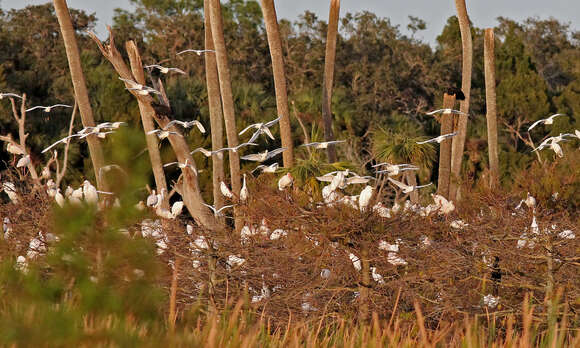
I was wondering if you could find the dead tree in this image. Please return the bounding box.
[322,0,341,163]
[89,28,219,230]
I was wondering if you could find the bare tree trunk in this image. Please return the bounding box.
[484,29,499,188]
[358,248,370,323]
[450,0,473,201]
[53,0,107,190]
[208,0,241,197]
[322,0,340,163]
[204,0,225,214]
[89,28,219,230]
[259,0,294,167]
[125,41,169,210]
[437,93,456,198]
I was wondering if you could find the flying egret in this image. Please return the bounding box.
[202,202,235,217]
[41,134,81,153]
[416,132,458,144]
[388,177,432,194]
[163,120,205,133]
[239,116,280,141]
[426,109,468,116]
[251,162,279,174]
[277,172,294,191]
[374,163,419,176]
[528,113,566,131]
[242,147,286,162]
[0,92,22,99]
[300,140,346,149]
[144,64,186,75]
[147,129,182,140]
[26,104,72,113]
[190,147,213,157]
[239,174,248,202]
[177,49,216,56]
[163,160,197,175]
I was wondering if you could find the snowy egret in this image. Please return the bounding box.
[300,140,346,149]
[26,104,72,113]
[528,113,566,131]
[416,132,458,144]
[144,64,186,75]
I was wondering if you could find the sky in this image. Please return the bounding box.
[1,0,578,45]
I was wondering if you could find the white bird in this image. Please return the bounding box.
[278,172,294,191]
[202,203,235,217]
[82,180,98,205]
[416,132,458,144]
[528,113,566,131]
[300,140,346,149]
[16,155,30,168]
[6,143,26,155]
[41,134,81,153]
[349,253,362,271]
[177,49,216,56]
[239,116,280,141]
[171,201,184,217]
[525,192,536,209]
[533,138,565,157]
[0,92,22,99]
[239,174,249,202]
[374,163,419,176]
[144,64,186,75]
[358,185,374,212]
[214,142,258,154]
[26,104,72,113]
[388,177,432,194]
[575,129,580,139]
[251,162,279,174]
[345,174,374,186]
[146,189,161,208]
[242,147,286,162]
[127,87,161,96]
[426,109,468,116]
[432,194,455,214]
[163,160,197,174]
[190,147,214,157]
[163,120,205,133]
[54,189,65,207]
[2,182,19,203]
[220,182,234,199]
[147,129,182,140]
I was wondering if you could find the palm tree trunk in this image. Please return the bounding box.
[125,40,169,210]
[484,29,499,188]
[204,0,225,214]
[437,93,456,198]
[53,0,107,190]
[322,0,340,163]
[450,0,473,201]
[259,0,294,167]
[208,0,241,196]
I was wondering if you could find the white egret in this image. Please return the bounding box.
[220,181,234,199]
[528,113,566,131]
[239,174,248,202]
[202,203,235,217]
[239,116,280,141]
[388,177,432,194]
[144,64,186,75]
[358,185,374,212]
[26,104,72,113]
[16,155,30,168]
[251,162,279,174]
[82,180,98,205]
[177,49,216,56]
[242,147,286,162]
[416,132,458,144]
[0,92,22,99]
[277,172,294,191]
[348,253,362,271]
[6,143,26,155]
[426,109,468,116]
[41,134,82,153]
[147,129,182,140]
[163,120,205,133]
[2,182,19,203]
[300,140,346,149]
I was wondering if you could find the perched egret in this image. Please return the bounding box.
[277,172,294,191]
[239,174,249,202]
